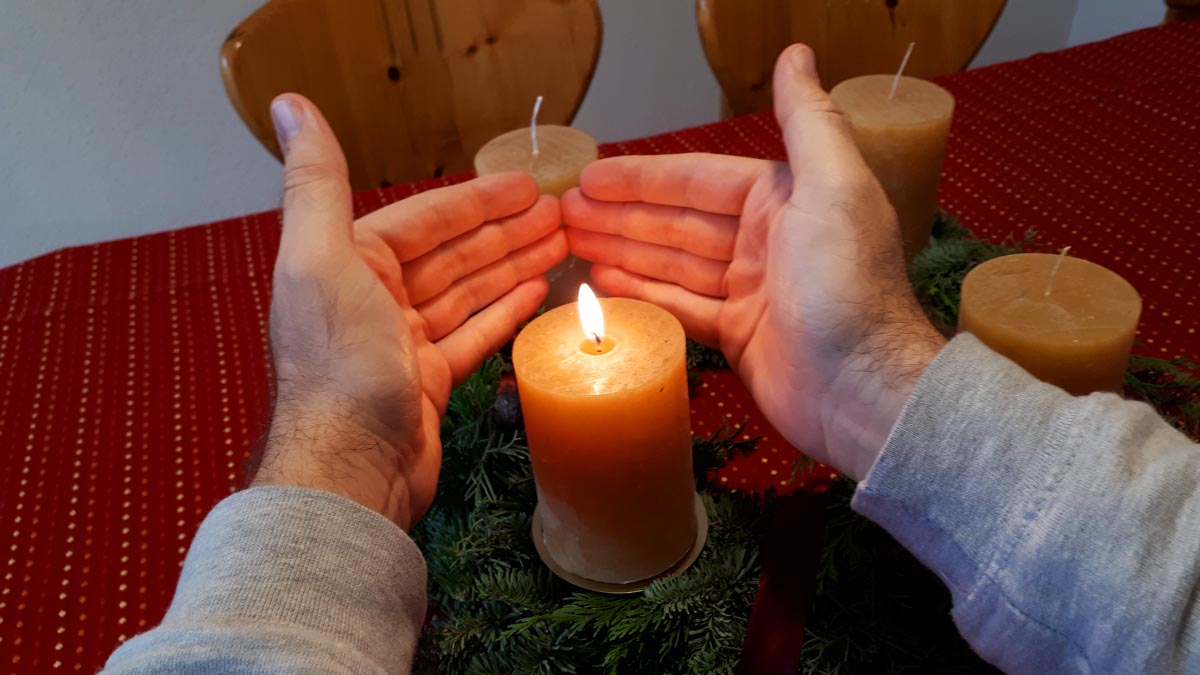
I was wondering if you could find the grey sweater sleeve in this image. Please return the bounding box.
[853,334,1200,673]
[103,486,427,674]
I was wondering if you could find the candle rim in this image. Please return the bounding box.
[830,74,955,127]
[512,297,686,397]
[959,252,1142,343]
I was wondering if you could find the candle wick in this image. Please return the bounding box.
[1044,246,1072,297]
[591,332,602,346]
[889,42,916,100]
[530,95,544,158]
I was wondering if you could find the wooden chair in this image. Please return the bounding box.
[696,0,1006,117]
[1166,0,1200,21]
[220,0,601,190]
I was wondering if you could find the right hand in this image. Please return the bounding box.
[562,45,945,479]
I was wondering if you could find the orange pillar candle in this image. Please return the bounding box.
[959,253,1142,395]
[830,74,954,262]
[512,285,697,584]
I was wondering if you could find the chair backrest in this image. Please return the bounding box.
[221,0,601,190]
[1165,0,1200,21]
[696,0,1006,117]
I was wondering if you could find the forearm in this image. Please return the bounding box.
[104,487,427,674]
[853,334,1200,673]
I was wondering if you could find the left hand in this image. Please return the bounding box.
[252,94,566,529]
[561,46,943,480]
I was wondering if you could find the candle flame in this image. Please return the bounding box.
[578,283,604,344]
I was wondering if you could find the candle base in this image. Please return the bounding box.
[530,493,709,595]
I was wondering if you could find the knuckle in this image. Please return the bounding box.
[283,160,348,196]
[274,255,318,287]
[282,159,350,207]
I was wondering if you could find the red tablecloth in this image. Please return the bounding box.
[3,20,1199,673]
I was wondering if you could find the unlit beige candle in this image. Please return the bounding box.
[475,124,598,307]
[830,75,954,262]
[959,253,1142,396]
[474,124,598,197]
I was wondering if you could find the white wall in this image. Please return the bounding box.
[0,1,279,268]
[973,0,1077,67]
[575,1,720,144]
[1069,1,1163,45]
[0,0,720,268]
[0,1,1171,267]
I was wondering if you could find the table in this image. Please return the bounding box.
[3,20,1199,673]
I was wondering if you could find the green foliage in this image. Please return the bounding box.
[415,213,1198,675]
[691,420,759,491]
[413,358,767,674]
[797,481,996,674]
[687,339,729,371]
[509,494,765,675]
[1126,354,1200,441]
[908,212,1035,330]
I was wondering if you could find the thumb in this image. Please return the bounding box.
[771,44,867,189]
[270,93,355,262]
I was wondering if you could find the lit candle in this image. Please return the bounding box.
[958,252,1142,395]
[512,285,697,584]
[474,100,599,307]
[830,69,954,262]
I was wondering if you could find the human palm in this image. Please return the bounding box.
[563,46,942,477]
[256,94,565,527]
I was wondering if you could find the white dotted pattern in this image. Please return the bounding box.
[0,20,1197,671]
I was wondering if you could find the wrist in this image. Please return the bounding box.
[252,394,417,529]
[820,316,946,481]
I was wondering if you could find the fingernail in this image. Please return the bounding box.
[789,45,816,75]
[270,98,303,150]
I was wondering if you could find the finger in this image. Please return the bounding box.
[410,397,443,516]
[358,172,540,262]
[415,335,454,417]
[404,195,560,306]
[579,154,768,216]
[589,264,723,347]
[271,94,355,263]
[417,230,567,341]
[436,276,549,386]
[772,44,869,190]
[561,189,738,261]
[567,229,728,298]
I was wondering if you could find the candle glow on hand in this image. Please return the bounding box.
[578,283,604,345]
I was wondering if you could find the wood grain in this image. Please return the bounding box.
[696,0,1006,117]
[1166,0,1200,22]
[221,0,601,189]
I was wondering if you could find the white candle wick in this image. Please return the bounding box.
[889,42,916,100]
[530,95,544,158]
[1044,246,1072,297]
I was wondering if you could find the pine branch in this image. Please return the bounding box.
[1126,354,1200,441]
[692,420,759,491]
[799,479,996,673]
[908,212,1035,330]
[416,351,772,674]
[687,339,729,370]
[417,232,1198,675]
